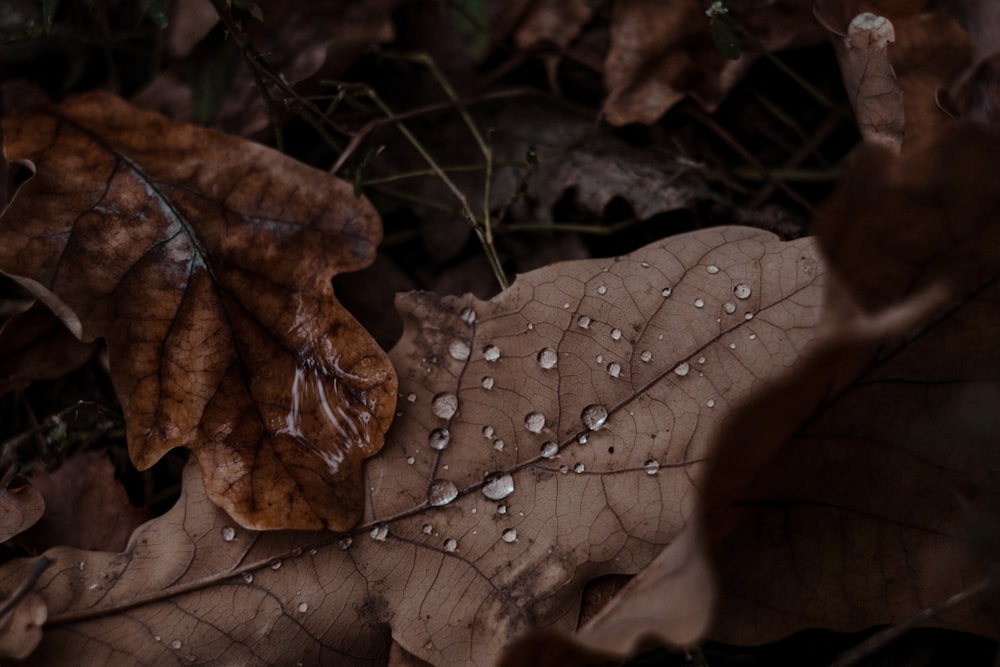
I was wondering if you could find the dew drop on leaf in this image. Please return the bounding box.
[537,347,558,369]
[431,393,458,419]
[242,572,253,584]
[610,328,622,341]
[501,528,517,543]
[706,399,716,408]
[734,283,752,299]
[577,315,591,329]
[297,602,308,613]
[524,412,545,433]
[428,428,450,451]
[706,264,720,274]
[597,285,607,295]
[369,525,388,542]
[483,345,501,362]
[406,393,417,403]
[581,404,609,430]
[574,463,585,474]
[482,425,495,439]
[444,538,458,552]
[661,287,672,297]
[449,340,470,361]
[221,526,236,542]
[482,472,515,500]
[559,464,569,474]
[422,523,433,534]
[674,362,690,377]
[460,306,476,324]
[540,441,559,458]
[607,362,621,378]
[428,479,459,507]
[406,456,415,465]
[745,312,754,320]
[643,459,660,475]
[639,350,653,362]
[694,298,705,308]
[493,439,505,451]
[271,560,282,570]
[481,376,495,390]
[171,640,182,650]
[723,301,736,314]
[497,504,507,515]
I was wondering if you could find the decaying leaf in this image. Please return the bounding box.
[0,226,825,665]
[0,302,97,396]
[0,92,396,531]
[602,0,824,125]
[0,481,44,544]
[0,591,46,661]
[17,450,150,553]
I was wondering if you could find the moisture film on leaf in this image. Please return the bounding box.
[0,92,396,531]
[0,226,826,666]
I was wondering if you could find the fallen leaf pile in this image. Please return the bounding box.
[1,0,999,665]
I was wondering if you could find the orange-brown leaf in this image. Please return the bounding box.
[0,92,397,531]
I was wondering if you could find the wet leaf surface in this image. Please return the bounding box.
[0,92,396,531]
[0,226,824,666]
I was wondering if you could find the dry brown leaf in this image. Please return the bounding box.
[513,0,593,50]
[602,0,824,125]
[0,226,825,666]
[0,591,46,661]
[0,482,44,544]
[17,450,149,553]
[0,92,396,531]
[0,301,97,396]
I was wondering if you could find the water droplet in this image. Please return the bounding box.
[706,399,716,408]
[744,312,754,320]
[640,261,651,268]
[537,347,558,369]
[428,479,459,507]
[643,459,660,475]
[749,333,757,340]
[449,340,470,361]
[540,441,559,458]
[597,285,607,295]
[640,350,652,362]
[493,438,504,451]
[431,393,458,420]
[698,356,706,364]
[482,425,494,439]
[524,412,545,433]
[502,528,518,543]
[171,640,183,650]
[723,301,736,314]
[422,523,433,534]
[444,538,458,552]
[694,298,705,308]
[184,655,197,664]
[706,264,720,274]
[370,525,388,542]
[498,504,507,514]
[581,404,609,430]
[574,463,585,474]
[661,287,672,297]
[595,354,604,364]
[155,636,161,642]
[577,315,591,329]
[242,572,253,584]
[297,602,308,613]
[674,362,690,377]
[406,456,415,465]
[483,345,501,362]
[428,428,450,450]
[614,330,627,343]
[482,472,515,500]
[406,393,416,403]
[221,526,236,542]
[729,342,737,350]
[734,283,752,299]
[559,464,569,474]
[270,560,282,570]
[562,302,570,309]
[336,535,352,550]
[577,433,588,444]
[309,549,317,556]
[460,306,476,324]
[607,362,621,378]
[481,376,494,390]
[527,323,534,330]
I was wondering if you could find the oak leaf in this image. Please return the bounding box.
[0,226,825,665]
[0,92,396,531]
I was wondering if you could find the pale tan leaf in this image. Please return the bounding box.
[0,226,825,666]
